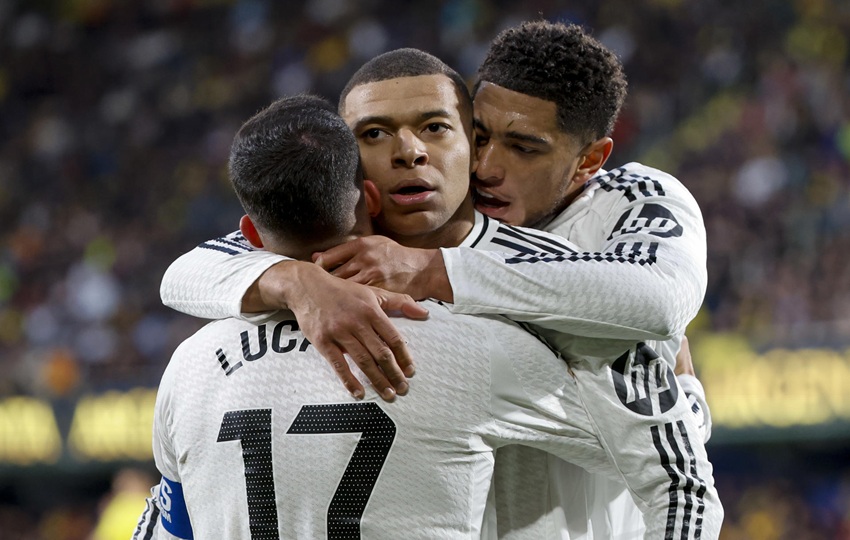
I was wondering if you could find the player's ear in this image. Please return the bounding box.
[364,180,381,218]
[573,137,613,184]
[239,214,264,248]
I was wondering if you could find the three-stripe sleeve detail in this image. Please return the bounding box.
[132,497,160,540]
[198,233,253,256]
[650,421,707,539]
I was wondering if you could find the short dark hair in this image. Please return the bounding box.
[229,94,362,244]
[339,48,472,119]
[475,20,627,144]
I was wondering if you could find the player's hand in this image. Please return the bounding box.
[280,262,428,401]
[674,335,695,376]
[313,236,453,302]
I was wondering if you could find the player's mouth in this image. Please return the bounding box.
[472,187,511,218]
[389,179,436,205]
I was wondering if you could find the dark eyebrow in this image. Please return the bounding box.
[352,109,455,133]
[418,109,453,122]
[504,130,549,146]
[473,117,549,146]
[351,115,392,133]
[473,118,489,133]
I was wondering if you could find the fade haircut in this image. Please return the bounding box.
[229,94,362,245]
[338,48,472,119]
[475,20,628,145]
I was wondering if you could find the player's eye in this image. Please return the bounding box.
[513,144,537,155]
[424,123,449,134]
[360,128,388,141]
[474,133,489,146]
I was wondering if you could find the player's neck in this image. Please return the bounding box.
[390,197,475,249]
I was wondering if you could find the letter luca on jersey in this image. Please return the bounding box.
[216,320,312,377]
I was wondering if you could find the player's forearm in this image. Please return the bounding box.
[443,245,704,340]
[247,260,329,312]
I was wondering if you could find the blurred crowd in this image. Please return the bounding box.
[1,0,849,537]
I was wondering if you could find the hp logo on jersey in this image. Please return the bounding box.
[611,343,678,416]
[611,203,684,239]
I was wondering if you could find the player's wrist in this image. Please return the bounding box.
[255,260,317,312]
[416,249,453,302]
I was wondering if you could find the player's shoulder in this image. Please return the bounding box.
[197,229,256,256]
[468,212,579,256]
[594,162,699,210]
[596,162,689,195]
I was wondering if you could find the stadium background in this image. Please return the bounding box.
[1,0,848,538]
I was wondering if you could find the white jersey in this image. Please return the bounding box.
[442,162,707,357]
[161,163,706,345]
[442,167,720,538]
[157,162,721,539]
[542,164,711,437]
[479,164,715,539]
[133,302,613,539]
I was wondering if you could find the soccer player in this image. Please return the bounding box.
[159,46,722,538]
[134,93,626,539]
[316,23,716,538]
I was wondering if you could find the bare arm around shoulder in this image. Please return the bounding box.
[160,230,428,400]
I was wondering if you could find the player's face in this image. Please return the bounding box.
[342,74,474,244]
[472,82,586,228]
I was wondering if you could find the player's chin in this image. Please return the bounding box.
[382,210,446,238]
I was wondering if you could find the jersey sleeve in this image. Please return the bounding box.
[677,373,712,442]
[160,231,290,320]
[442,167,707,341]
[482,320,614,477]
[133,350,194,540]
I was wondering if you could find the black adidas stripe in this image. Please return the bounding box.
[665,422,695,539]
[496,223,577,254]
[677,420,707,538]
[468,215,496,248]
[651,420,707,539]
[491,236,541,255]
[132,497,160,540]
[199,241,240,255]
[198,234,253,256]
[502,243,658,265]
[651,424,680,540]
[598,168,668,202]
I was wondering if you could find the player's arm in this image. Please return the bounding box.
[674,335,712,442]
[441,176,707,340]
[160,230,288,319]
[160,231,427,400]
[133,366,193,540]
[315,173,705,341]
[132,483,190,540]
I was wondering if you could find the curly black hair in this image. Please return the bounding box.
[475,20,627,144]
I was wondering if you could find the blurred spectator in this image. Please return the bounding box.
[90,468,154,540]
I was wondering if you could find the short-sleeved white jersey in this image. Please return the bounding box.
[135,302,612,539]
